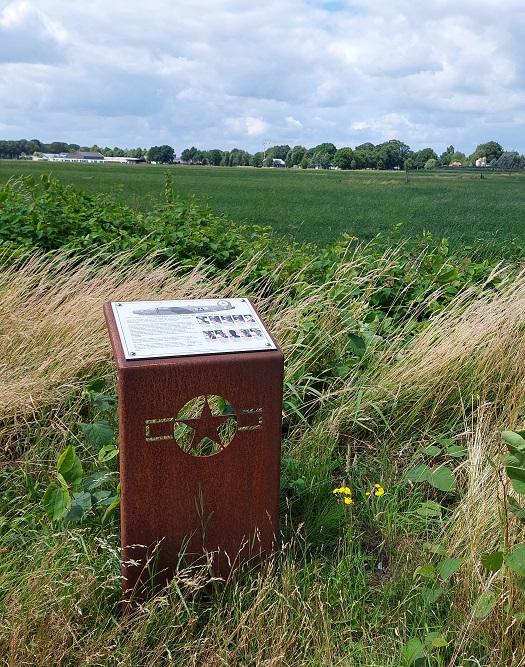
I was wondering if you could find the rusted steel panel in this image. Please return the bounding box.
[103,301,283,605]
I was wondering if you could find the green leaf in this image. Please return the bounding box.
[98,444,119,463]
[422,445,441,457]
[436,558,462,580]
[86,377,106,393]
[507,497,525,522]
[481,551,504,573]
[401,638,426,665]
[435,263,459,284]
[63,491,92,522]
[502,451,525,493]
[502,430,525,453]
[431,637,448,648]
[407,464,430,483]
[83,471,113,491]
[363,311,378,324]
[429,465,456,492]
[421,586,443,603]
[414,564,436,579]
[92,490,112,503]
[57,445,76,474]
[78,419,114,450]
[102,496,120,526]
[504,545,525,576]
[61,454,83,486]
[474,590,496,619]
[90,392,116,411]
[43,484,70,521]
[446,444,468,458]
[348,333,366,358]
[423,542,447,556]
[435,437,456,447]
[416,500,442,518]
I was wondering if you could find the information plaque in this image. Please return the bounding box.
[110,298,276,360]
[104,297,284,608]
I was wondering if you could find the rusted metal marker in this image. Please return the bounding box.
[104,298,283,605]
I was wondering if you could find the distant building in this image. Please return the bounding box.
[450,161,462,168]
[64,151,105,162]
[475,157,487,167]
[271,158,286,168]
[33,152,69,161]
[103,156,142,164]
[31,151,141,164]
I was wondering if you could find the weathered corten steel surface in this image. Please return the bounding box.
[103,302,284,605]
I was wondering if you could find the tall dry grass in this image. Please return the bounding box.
[4,246,525,665]
[0,244,418,458]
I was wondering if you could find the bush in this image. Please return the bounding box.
[0,172,273,270]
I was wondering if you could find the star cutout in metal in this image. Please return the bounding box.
[176,396,236,455]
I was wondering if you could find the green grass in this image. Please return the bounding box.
[2,246,525,665]
[3,166,525,664]
[2,160,525,251]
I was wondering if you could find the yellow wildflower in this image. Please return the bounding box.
[333,487,353,504]
[373,484,385,497]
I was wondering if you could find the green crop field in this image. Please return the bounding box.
[1,160,525,251]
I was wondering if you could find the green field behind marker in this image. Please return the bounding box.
[1,160,524,250]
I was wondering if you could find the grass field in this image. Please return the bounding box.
[1,160,525,251]
[4,160,525,664]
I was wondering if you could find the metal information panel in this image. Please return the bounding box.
[104,298,284,608]
[110,298,276,360]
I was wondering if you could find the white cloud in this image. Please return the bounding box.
[285,116,303,128]
[1,0,525,154]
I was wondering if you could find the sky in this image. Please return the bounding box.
[1,0,525,157]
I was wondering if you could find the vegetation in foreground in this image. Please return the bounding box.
[2,176,525,665]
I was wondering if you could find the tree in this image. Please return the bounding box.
[286,145,306,168]
[147,145,175,164]
[310,142,337,169]
[354,143,376,169]
[181,146,199,162]
[375,140,413,170]
[264,144,290,165]
[0,140,23,159]
[424,158,438,170]
[251,152,264,168]
[439,145,455,166]
[490,152,525,170]
[47,141,70,154]
[469,141,504,165]
[228,148,251,167]
[333,147,354,170]
[206,149,223,166]
[448,151,467,165]
[128,147,146,160]
[412,148,438,170]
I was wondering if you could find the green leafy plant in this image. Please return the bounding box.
[406,437,466,493]
[43,386,120,525]
[477,429,525,617]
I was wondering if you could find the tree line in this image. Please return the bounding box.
[1,137,524,171]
